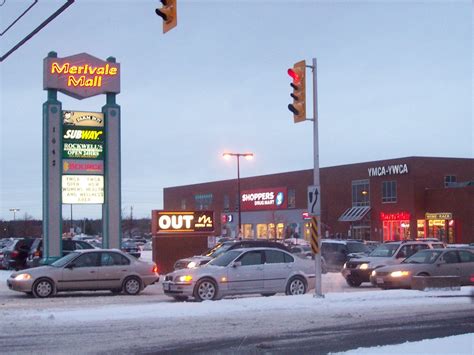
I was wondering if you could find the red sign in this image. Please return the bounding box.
[241,187,287,211]
[44,53,120,100]
[380,211,411,221]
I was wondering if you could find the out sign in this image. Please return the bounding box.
[154,211,215,234]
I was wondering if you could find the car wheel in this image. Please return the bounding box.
[417,272,430,277]
[286,276,307,295]
[346,277,362,287]
[173,295,189,302]
[122,277,142,295]
[193,278,218,301]
[33,278,54,298]
[261,293,276,297]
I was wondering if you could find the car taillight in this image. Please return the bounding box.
[10,251,19,258]
[152,264,158,273]
[470,275,474,283]
[34,251,41,257]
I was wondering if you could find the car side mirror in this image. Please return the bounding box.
[66,264,75,269]
[233,261,242,268]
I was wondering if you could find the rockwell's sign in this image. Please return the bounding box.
[44,53,120,100]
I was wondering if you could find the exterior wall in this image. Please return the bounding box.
[163,156,473,244]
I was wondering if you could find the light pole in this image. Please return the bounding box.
[223,152,254,238]
[9,208,20,221]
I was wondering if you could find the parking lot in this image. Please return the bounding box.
[0,250,378,311]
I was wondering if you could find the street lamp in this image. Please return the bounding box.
[223,152,254,238]
[9,208,20,221]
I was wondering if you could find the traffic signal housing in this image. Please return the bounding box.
[155,0,177,34]
[288,60,306,123]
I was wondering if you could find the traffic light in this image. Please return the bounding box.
[287,60,306,123]
[155,0,177,34]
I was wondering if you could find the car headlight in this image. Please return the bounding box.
[390,271,410,278]
[178,275,193,282]
[14,273,31,281]
[187,261,198,268]
[358,263,369,270]
[371,270,376,277]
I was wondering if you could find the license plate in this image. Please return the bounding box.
[163,283,170,291]
[376,277,384,284]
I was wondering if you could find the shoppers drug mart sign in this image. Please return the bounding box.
[241,187,287,211]
[44,53,120,99]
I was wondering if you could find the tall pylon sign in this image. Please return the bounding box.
[43,51,121,263]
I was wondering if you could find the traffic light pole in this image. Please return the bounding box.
[312,57,323,298]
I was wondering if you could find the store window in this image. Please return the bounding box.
[256,224,268,239]
[416,219,425,238]
[352,180,370,206]
[223,195,230,211]
[268,223,276,239]
[276,223,285,239]
[288,189,296,208]
[242,224,253,239]
[381,212,410,241]
[180,198,186,210]
[194,193,213,210]
[382,181,397,203]
[444,175,456,187]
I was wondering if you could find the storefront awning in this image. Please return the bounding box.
[338,206,371,222]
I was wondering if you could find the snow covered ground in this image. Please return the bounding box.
[1,251,472,354]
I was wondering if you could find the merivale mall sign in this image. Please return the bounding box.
[44,53,120,99]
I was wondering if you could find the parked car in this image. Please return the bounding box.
[289,245,328,274]
[121,241,141,258]
[320,239,370,272]
[163,247,315,301]
[7,249,159,298]
[173,240,291,270]
[0,239,16,269]
[2,238,35,270]
[370,248,474,289]
[26,239,95,268]
[342,240,446,287]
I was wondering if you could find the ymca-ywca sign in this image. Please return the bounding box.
[44,53,120,99]
[153,211,215,234]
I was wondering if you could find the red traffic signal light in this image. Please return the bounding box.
[287,60,306,123]
[155,0,177,34]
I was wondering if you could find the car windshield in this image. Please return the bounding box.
[347,243,369,253]
[369,243,400,257]
[403,250,442,264]
[207,250,241,267]
[206,243,233,258]
[51,252,79,267]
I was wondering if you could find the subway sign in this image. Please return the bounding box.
[44,53,120,100]
[241,187,288,211]
[154,211,215,234]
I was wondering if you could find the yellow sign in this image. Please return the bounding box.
[310,216,320,254]
[425,212,452,220]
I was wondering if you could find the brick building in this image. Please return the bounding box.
[163,157,474,244]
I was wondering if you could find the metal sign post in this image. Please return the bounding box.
[311,57,323,298]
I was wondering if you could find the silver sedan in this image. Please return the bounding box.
[370,248,474,289]
[7,249,159,298]
[163,247,316,301]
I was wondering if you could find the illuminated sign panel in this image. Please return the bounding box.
[44,53,120,100]
[380,211,411,221]
[63,111,104,127]
[63,128,104,141]
[63,159,104,175]
[62,175,104,204]
[425,212,452,220]
[241,187,287,211]
[63,142,103,159]
[156,211,215,234]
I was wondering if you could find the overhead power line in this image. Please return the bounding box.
[1,0,38,36]
[0,0,75,62]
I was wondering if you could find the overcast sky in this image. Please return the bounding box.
[0,0,472,220]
